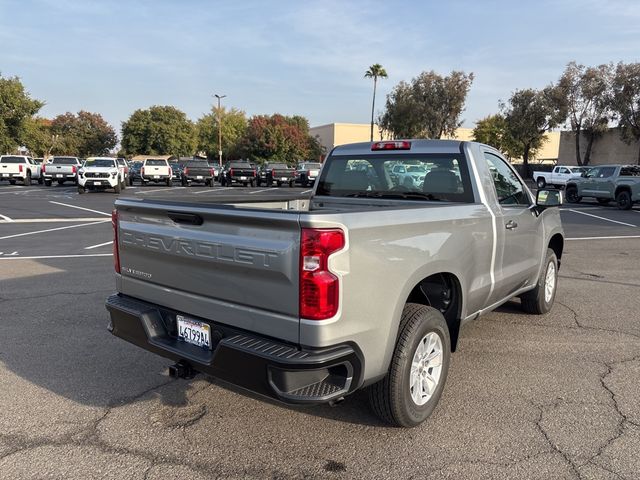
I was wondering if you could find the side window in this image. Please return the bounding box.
[558,167,569,174]
[483,152,529,206]
[599,167,615,178]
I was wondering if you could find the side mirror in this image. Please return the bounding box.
[536,188,562,208]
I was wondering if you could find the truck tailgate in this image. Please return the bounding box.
[115,199,301,343]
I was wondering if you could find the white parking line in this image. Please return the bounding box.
[0,253,112,260]
[84,240,113,250]
[0,188,41,195]
[249,188,274,194]
[194,187,232,194]
[0,217,107,224]
[0,213,13,222]
[136,187,185,194]
[301,189,313,194]
[566,209,637,228]
[567,235,640,241]
[49,201,111,216]
[0,220,110,240]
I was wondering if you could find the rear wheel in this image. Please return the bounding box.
[44,179,52,187]
[182,176,188,187]
[129,176,134,186]
[565,186,581,203]
[166,178,172,187]
[536,177,546,189]
[38,176,43,185]
[250,179,256,187]
[369,304,450,427]
[276,181,281,187]
[9,179,16,185]
[289,181,294,188]
[77,186,85,194]
[616,190,632,210]
[520,248,558,314]
[24,171,31,186]
[114,182,121,194]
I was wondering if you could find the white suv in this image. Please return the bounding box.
[78,157,126,194]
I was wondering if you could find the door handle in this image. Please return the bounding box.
[505,220,518,230]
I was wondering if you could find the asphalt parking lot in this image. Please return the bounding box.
[1,182,639,479]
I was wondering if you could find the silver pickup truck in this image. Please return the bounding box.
[106,140,564,427]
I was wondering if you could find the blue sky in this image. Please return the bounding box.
[1,0,639,133]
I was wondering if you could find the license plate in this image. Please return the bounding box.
[281,177,288,181]
[154,175,160,179]
[196,175,203,179]
[177,315,211,349]
[56,174,63,177]
[240,176,247,180]
[94,181,102,185]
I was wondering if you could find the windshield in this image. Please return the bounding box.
[84,159,115,168]
[0,156,26,163]
[316,153,475,203]
[145,159,167,166]
[268,163,288,169]
[51,157,78,165]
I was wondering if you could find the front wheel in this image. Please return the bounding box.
[520,248,558,314]
[565,186,581,204]
[166,178,172,187]
[77,186,86,194]
[616,190,632,210]
[114,182,121,194]
[536,177,546,189]
[44,179,52,187]
[24,172,31,186]
[368,304,450,427]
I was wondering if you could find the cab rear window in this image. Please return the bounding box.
[316,153,475,203]
[145,159,167,166]
[0,156,26,163]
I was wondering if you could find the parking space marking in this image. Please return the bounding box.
[301,189,313,194]
[49,201,111,216]
[0,188,41,195]
[566,235,640,241]
[567,209,637,228]
[194,187,232,194]
[0,253,112,260]
[84,240,113,250]
[0,217,108,224]
[135,187,185,194]
[249,188,275,194]
[0,213,13,222]
[0,220,109,241]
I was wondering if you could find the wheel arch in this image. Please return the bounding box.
[548,233,564,267]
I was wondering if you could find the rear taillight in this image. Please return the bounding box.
[169,167,173,176]
[230,168,234,177]
[184,167,189,175]
[272,169,276,177]
[210,168,215,176]
[72,165,77,174]
[253,169,256,176]
[112,209,120,274]
[307,170,311,176]
[19,164,23,173]
[300,228,345,320]
[42,164,46,173]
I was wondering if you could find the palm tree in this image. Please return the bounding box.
[365,64,388,141]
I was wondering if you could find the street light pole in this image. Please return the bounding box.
[214,94,226,168]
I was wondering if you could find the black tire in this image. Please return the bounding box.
[242,182,248,187]
[44,179,52,187]
[220,177,226,187]
[129,177,133,186]
[250,179,256,187]
[182,176,188,187]
[166,178,172,187]
[256,178,262,187]
[536,177,546,189]
[368,304,451,427]
[565,186,581,204]
[24,171,31,186]
[616,190,632,210]
[276,181,281,187]
[38,176,43,185]
[520,248,558,314]
[597,198,610,206]
[121,180,126,190]
[289,181,294,188]
[9,180,16,185]
[77,186,85,194]
[209,179,214,187]
[114,182,121,194]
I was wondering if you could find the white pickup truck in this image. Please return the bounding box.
[533,165,590,189]
[0,155,43,186]
[141,159,173,186]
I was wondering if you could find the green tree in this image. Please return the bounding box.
[380,70,474,139]
[22,117,54,157]
[50,111,117,157]
[365,64,388,141]
[611,62,640,165]
[241,114,320,164]
[195,107,247,160]
[501,87,566,175]
[121,105,196,157]
[557,61,613,166]
[472,114,515,155]
[0,74,44,154]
